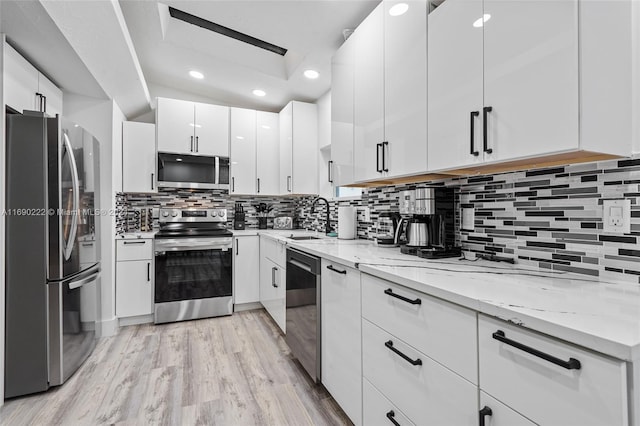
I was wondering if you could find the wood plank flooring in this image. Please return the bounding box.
[0,310,352,426]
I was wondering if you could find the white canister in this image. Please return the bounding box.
[338,206,357,240]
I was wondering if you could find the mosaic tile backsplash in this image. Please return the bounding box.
[117,155,640,283]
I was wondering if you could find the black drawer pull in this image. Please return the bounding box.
[326,265,346,275]
[386,410,400,426]
[470,111,479,156]
[483,106,493,154]
[385,340,422,366]
[492,330,581,370]
[479,406,492,426]
[384,288,421,305]
[123,241,146,245]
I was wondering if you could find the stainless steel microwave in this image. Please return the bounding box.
[157,153,229,190]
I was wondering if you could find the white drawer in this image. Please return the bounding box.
[480,391,536,426]
[363,378,415,426]
[362,273,477,383]
[479,315,628,426]
[116,239,153,261]
[362,319,477,425]
[259,236,286,267]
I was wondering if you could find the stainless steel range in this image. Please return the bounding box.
[154,208,233,324]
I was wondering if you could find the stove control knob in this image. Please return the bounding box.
[162,211,169,217]
[210,210,218,217]
[218,210,226,218]
[171,211,178,217]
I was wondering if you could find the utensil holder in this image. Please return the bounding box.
[258,217,267,229]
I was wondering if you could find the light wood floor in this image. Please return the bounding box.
[1,310,351,426]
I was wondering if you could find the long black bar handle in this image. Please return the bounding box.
[382,141,389,172]
[384,288,421,305]
[479,406,492,426]
[236,238,239,256]
[151,173,154,190]
[231,177,235,193]
[483,106,493,154]
[328,160,333,183]
[385,340,422,366]
[195,136,199,152]
[326,265,347,275]
[257,178,260,194]
[43,95,47,113]
[190,135,194,152]
[272,267,278,287]
[376,143,382,173]
[492,330,581,370]
[123,241,146,245]
[470,111,480,156]
[386,410,401,426]
[147,262,150,282]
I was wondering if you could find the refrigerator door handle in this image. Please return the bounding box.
[68,270,100,290]
[215,156,220,185]
[62,133,80,261]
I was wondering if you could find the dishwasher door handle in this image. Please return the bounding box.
[288,258,313,273]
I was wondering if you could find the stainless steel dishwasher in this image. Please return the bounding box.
[285,248,321,382]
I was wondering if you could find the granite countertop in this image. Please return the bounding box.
[256,233,640,362]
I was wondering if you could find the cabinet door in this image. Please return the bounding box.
[291,102,318,194]
[116,260,153,318]
[256,111,280,195]
[230,107,257,195]
[194,103,229,157]
[321,260,362,425]
[279,102,293,194]
[427,0,484,171]
[483,0,578,161]
[122,122,157,193]
[479,392,536,426]
[259,257,285,333]
[331,36,355,187]
[353,4,385,182]
[156,97,196,154]
[38,73,63,118]
[383,0,428,178]
[4,43,39,114]
[233,236,260,304]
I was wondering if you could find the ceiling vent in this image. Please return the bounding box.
[168,6,288,56]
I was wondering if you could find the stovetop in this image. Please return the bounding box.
[156,208,232,239]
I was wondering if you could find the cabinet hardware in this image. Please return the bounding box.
[36,93,43,112]
[151,173,154,190]
[470,111,480,156]
[386,410,400,426]
[123,241,146,245]
[232,177,235,192]
[492,330,581,370]
[195,136,199,152]
[384,288,421,305]
[147,262,150,281]
[190,135,194,152]
[236,239,239,255]
[382,141,389,172]
[272,267,278,287]
[257,178,261,193]
[328,160,333,183]
[43,95,47,113]
[483,106,493,154]
[479,406,492,426]
[81,243,94,247]
[326,265,346,275]
[385,340,422,366]
[287,175,292,192]
[376,143,383,173]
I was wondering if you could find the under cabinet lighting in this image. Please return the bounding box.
[389,3,409,16]
[473,14,491,27]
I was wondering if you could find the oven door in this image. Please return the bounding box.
[154,238,233,324]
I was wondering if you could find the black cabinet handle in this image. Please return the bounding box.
[236,238,239,255]
[231,177,235,192]
[123,241,146,245]
[386,410,400,426]
[151,173,155,190]
[43,95,47,113]
[492,330,581,370]
[382,141,389,172]
[384,288,421,305]
[326,265,346,274]
[385,340,422,366]
[328,160,333,183]
[376,143,383,173]
[272,267,278,287]
[483,106,493,154]
[147,262,150,281]
[470,111,480,156]
[195,136,199,152]
[190,135,194,152]
[479,406,492,426]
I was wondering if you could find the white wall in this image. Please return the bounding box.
[316,91,333,199]
[633,0,640,154]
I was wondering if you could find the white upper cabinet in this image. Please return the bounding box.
[331,35,355,187]
[279,101,318,195]
[157,97,229,156]
[230,107,257,195]
[353,3,385,182]
[383,0,428,178]
[4,42,62,117]
[122,122,157,193]
[256,111,280,195]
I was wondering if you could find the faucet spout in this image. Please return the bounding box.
[311,197,332,235]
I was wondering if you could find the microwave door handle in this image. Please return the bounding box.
[63,133,80,261]
[215,156,220,185]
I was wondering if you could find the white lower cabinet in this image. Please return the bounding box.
[363,378,415,426]
[479,392,535,426]
[362,319,477,425]
[478,315,628,426]
[321,260,361,425]
[116,239,153,319]
[233,236,260,305]
[259,237,286,332]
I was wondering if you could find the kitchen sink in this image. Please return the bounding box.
[288,236,321,241]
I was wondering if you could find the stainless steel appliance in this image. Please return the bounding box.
[375,211,402,246]
[5,112,100,398]
[273,215,296,230]
[154,208,233,324]
[405,217,429,247]
[157,153,229,190]
[285,248,321,382]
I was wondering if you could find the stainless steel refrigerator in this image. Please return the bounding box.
[5,111,100,398]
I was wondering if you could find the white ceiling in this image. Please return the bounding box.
[120,0,379,112]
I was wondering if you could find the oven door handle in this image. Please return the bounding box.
[154,240,233,252]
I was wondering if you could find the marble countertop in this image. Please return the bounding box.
[117,231,157,240]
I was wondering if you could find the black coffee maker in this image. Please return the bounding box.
[234,203,246,230]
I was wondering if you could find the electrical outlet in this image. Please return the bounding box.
[603,199,631,234]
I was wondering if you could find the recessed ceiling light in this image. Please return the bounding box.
[74,124,79,127]
[304,69,320,79]
[252,89,266,97]
[389,3,409,16]
[473,14,491,28]
[236,136,245,140]
[261,125,271,129]
[176,158,183,162]
[189,70,204,79]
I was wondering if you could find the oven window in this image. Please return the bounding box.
[155,249,232,303]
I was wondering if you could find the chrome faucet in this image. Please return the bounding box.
[311,197,332,235]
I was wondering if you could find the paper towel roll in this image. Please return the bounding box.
[338,206,356,240]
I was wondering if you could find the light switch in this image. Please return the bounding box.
[603,199,631,234]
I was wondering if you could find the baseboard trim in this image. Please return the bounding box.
[97,317,119,337]
[119,314,154,327]
[234,302,263,312]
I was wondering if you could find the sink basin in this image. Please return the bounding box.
[289,236,321,241]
